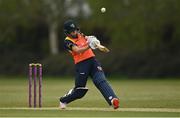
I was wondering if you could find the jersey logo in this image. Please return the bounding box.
[80,72,85,75]
[97,66,103,71]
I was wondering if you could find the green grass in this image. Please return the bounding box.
[0,77,180,117]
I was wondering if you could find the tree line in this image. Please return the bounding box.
[0,0,180,77]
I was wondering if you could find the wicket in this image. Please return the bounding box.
[29,63,42,108]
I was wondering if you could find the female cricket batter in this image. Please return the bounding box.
[59,20,119,109]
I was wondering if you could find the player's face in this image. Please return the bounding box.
[70,30,78,38]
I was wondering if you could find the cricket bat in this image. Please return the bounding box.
[96,43,110,53]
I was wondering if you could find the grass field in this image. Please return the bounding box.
[0,76,180,117]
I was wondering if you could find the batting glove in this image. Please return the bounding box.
[86,36,100,49]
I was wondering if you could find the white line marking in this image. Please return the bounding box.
[0,107,180,113]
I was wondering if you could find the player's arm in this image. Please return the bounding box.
[64,39,90,54]
[72,44,90,53]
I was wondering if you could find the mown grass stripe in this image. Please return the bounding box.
[0,107,180,113]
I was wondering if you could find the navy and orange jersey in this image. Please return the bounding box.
[64,33,95,64]
[64,40,76,51]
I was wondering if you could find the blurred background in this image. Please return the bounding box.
[0,0,180,77]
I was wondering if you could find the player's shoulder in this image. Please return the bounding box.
[64,37,76,51]
[65,37,75,43]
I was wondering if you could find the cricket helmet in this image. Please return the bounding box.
[64,20,79,35]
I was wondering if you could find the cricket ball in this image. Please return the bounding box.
[101,7,106,13]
